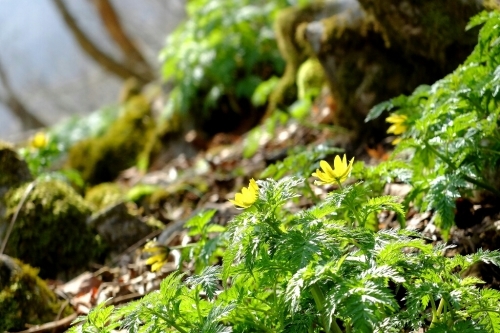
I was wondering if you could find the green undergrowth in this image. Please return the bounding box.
[365,10,500,239]
[70,178,500,332]
[69,10,500,333]
[159,0,290,134]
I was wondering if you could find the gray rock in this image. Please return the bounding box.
[87,202,152,254]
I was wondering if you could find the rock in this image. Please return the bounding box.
[1,179,96,279]
[0,141,33,231]
[270,0,490,145]
[0,255,73,332]
[0,141,32,197]
[87,202,153,256]
[66,95,156,185]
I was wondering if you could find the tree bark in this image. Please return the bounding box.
[92,0,155,79]
[270,0,488,147]
[51,0,154,85]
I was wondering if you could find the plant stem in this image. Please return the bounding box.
[351,207,364,229]
[430,298,438,327]
[146,308,188,333]
[430,297,446,328]
[436,297,445,317]
[468,308,500,315]
[424,142,500,197]
[305,180,320,204]
[310,284,343,333]
[269,221,284,235]
[194,286,203,321]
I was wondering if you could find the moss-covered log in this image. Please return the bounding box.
[67,95,156,185]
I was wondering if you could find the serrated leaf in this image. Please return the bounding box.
[186,265,222,301]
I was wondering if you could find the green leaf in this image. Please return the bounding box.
[365,100,394,122]
[186,265,222,301]
[359,196,405,228]
[251,76,279,106]
[200,303,236,333]
[186,209,217,236]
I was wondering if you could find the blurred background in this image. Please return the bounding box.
[0,0,185,141]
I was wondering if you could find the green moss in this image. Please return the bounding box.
[2,179,96,279]
[0,255,73,332]
[266,3,324,116]
[269,0,489,144]
[0,141,32,192]
[296,57,325,100]
[67,95,156,185]
[85,182,124,210]
[484,0,500,11]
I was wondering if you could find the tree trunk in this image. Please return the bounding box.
[92,0,155,80]
[51,0,154,85]
[270,0,489,147]
[0,60,45,131]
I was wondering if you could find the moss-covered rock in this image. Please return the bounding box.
[296,57,326,100]
[266,1,334,115]
[311,0,483,142]
[0,141,32,196]
[85,182,124,211]
[0,254,73,332]
[85,184,156,256]
[2,180,96,279]
[0,142,33,241]
[87,202,152,256]
[67,95,156,185]
[270,0,490,145]
[358,0,482,64]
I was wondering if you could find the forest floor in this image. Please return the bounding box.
[34,92,500,333]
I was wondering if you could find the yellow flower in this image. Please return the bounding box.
[312,154,354,185]
[143,241,170,272]
[386,114,408,135]
[31,132,48,149]
[229,178,259,209]
[146,253,168,272]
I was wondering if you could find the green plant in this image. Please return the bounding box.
[260,144,343,203]
[69,164,500,332]
[159,0,289,132]
[19,105,120,179]
[365,10,500,238]
[182,210,227,274]
[143,210,226,275]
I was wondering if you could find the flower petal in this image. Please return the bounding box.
[229,179,259,209]
[333,155,344,173]
[249,178,258,191]
[386,114,407,124]
[319,160,334,177]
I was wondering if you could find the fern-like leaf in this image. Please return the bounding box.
[186,265,222,301]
